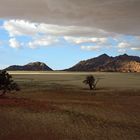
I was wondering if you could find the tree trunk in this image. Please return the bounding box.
[89,84,93,90]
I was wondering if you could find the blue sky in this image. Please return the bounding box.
[0,19,140,70]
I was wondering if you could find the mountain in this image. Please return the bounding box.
[66,54,140,72]
[5,62,53,71]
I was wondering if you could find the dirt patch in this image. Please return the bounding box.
[0,97,55,112]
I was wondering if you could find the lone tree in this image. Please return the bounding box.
[0,70,20,97]
[83,75,99,90]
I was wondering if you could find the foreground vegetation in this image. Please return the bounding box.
[0,70,20,96]
[0,72,140,140]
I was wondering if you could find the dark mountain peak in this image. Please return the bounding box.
[26,62,46,66]
[122,53,128,56]
[5,61,53,71]
[67,54,140,72]
[94,53,111,62]
[94,54,111,61]
[98,53,109,58]
[116,54,140,62]
[117,53,129,58]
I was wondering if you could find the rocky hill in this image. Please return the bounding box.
[5,62,53,71]
[66,54,140,72]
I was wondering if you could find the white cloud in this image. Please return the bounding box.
[116,38,140,52]
[4,20,37,37]
[131,47,140,51]
[37,23,111,37]
[9,38,21,48]
[64,36,110,51]
[3,19,112,37]
[117,42,131,53]
[118,49,127,53]
[81,45,101,51]
[28,36,58,49]
[64,36,108,44]
[3,19,113,50]
[3,19,140,52]
[118,42,130,49]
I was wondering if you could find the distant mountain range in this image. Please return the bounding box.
[66,54,140,72]
[3,54,140,72]
[5,62,53,71]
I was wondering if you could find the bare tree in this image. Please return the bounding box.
[83,75,99,90]
[0,70,20,97]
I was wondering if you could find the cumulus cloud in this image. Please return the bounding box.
[64,37,108,44]
[131,47,140,51]
[2,18,140,52]
[81,45,101,51]
[4,20,37,37]
[118,42,130,49]
[9,38,21,48]
[3,19,140,52]
[3,19,110,37]
[28,36,59,49]
[116,37,140,52]
[0,0,140,36]
[64,36,111,51]
[3,19,112,50]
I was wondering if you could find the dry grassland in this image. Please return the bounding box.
[0,72,140,140]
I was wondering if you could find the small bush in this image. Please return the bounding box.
[0,70,20,97]
[83,75,99,90]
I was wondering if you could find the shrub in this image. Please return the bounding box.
[0,70,20,97]
[83,75,99,90]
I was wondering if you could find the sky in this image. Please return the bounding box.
[0,0,140,70]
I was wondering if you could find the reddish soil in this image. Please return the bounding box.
[0,97,55,112]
